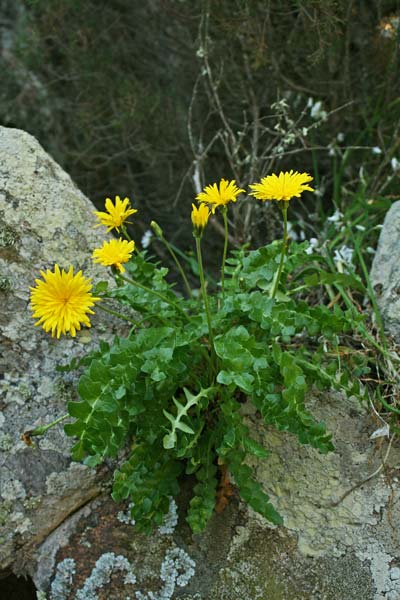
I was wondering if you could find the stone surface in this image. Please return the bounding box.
[370,200,400,343]
[0,125,121,576]
[30,392,400,600]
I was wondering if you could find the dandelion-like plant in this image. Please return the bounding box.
[191,203,210,236]
[29,168,370,537]
[249,170,314,298]
[92,238,135,273]
[93,195,137,233]
[196,179,244,301]
[191,203,215,368]
[195,179,245,213]
[249,170,314,203]
[30,265,99,338]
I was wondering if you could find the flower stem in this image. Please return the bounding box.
[270,202,289,299]
[221,207,229,303]
[116,274,189,320]
[96,302,140,326]
[121,224,133,242]
[195,236,216,363]
[24,414,69,438]
[155,230,193,299]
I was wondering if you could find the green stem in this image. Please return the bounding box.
[377,391,400,415]
[117,273,189,321]
[157,232,193,299]
[270,202,289,299]
[27,414,69,438]
[121,224,132,242]
[96,302,140,326]
[351,234,388,352]
[221,207,229,303]
[195,236,216,364]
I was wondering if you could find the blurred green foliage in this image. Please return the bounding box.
[1,0,399,251]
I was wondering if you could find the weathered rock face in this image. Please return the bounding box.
[370,200,400,343]
[31,393,400,600]
[0,126,117,576]
[1,126,399,600]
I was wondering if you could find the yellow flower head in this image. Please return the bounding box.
[196,179,245,213]
[191,203,210,236]
[249,170,314,202]
[30,265,99,338]
[93,195,137,232]
[92,238,135,273]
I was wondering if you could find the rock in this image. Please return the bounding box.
[370,200,400,342]
[30,392,400,600]
[0,126,118,577]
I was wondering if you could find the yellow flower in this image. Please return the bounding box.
[249,170,314,202]
[93,195,137,232]
[30,265,99,338]
[92,238,135,273]
[196,179,245,213]
[191,203,210,236]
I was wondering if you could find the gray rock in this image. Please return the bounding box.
[0,126,118,577]
[370,200,400,342]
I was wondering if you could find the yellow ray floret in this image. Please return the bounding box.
[92,238,135,273]
[249,170,314,202]
[93,195,137,232]
[191,203,210,235]
[30,265,99,338]
[196,179,245,213]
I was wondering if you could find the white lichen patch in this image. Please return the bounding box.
[0,432,12,451]
[10,512,32,534]
[135,547,196,600]
[50,557,76,600]
[117,502,136,526]
[74,553,137,600]
[158,498,178,535]
[0,477,26,501]
[49,549,194,600]
[356,543,400,600]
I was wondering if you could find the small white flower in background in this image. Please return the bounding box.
[314,186,324,198]
[327,209,344,230]
[334,245,354,266]
[307,97,314,108]
[196,46,205,58]
[337,132,345,142]
[302,127,309,137]
[310,100,327,121]
[271,98,289,111]
[141,229,153,249]
[355,224,366,232]
[305,237,319,255]
[366,246,376,255]
[372,146,382,155]
[391,157,400,172]
[328,145,336,157]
